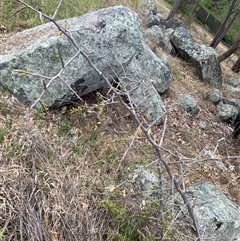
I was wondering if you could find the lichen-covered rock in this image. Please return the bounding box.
[166,17,187,30]
[122,165,168,202]
[174,182,240,241]
[225,77,238,87]
[137,42,172,94]
[0,6,171,123]
[171,27,222,89]
[179,94,199,115]
[120,58,166,123]
[139,0,165,27]
[222,98,240,112]
[218,104,238,122]
[144,25,174,53]
[140,0,158,16]
[205,89,222,105]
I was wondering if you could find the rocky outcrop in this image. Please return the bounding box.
[0,5,172,123]
[175,182,240,241]
[171,27,222,89]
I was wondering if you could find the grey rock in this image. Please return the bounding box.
[139,0,164,27]
[205,89,222,105]
[144,26,174,53]
[120,57,166,123]
[174,182,240,241]
[146,13,165,28]
[225,77,238,87]
[179,94,199,115]
[0,6,170,124]
[166,17,187,30]
[140,0,158,16]
[159,53,171,69]
[222,98,240,113]
[171,27,222,89]
[122,165,168,201]
[223,84,240,94]
[218,104,238,122]
[198,120,210,130]
[136,42,172,95]
[203,149,227,171]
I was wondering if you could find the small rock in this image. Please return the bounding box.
[146,13,165,28]
[122,165,167,201]
[223,84,240,94]
[205,89,222,105]
[222,98,240,112]
[218,104,238,122]
[225,77,238,87]
[179,94,199,115]
[144,26,174,54]
[198,120,210,130]
[203,149,227,171]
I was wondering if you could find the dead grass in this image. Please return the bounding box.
[1,1,240,240]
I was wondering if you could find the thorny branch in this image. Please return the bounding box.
[16,0,202,240]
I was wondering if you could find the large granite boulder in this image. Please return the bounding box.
[171,27,222,89]
[174,182,240,241]
[0,6,172,123]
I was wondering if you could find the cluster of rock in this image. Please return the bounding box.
[140,0,240,134]
[141,0,222,89]
[205,77,240,127]
[165,75,239,134]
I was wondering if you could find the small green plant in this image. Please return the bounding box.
[0,101,8,108]
[0,127,6,143]
[34,109,45,120]
[99,199,141,241]
[100,199,181,240]
[59,116,72,136]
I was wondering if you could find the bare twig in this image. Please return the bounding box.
[52,0,64,19]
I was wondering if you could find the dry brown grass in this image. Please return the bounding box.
[1,1,240,240]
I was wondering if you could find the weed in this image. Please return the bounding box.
[0,126,6,142]
[34,109,45,120]
[0,101,8,108]
[58,115,72,136]
[99,199,140,241]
